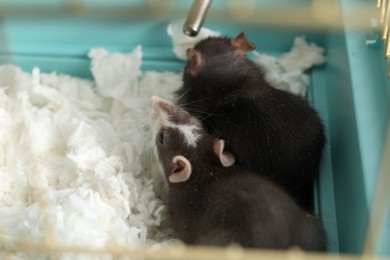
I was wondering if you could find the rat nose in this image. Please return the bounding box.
[183,0,213,37]
[150,96,165,106]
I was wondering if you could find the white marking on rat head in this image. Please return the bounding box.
[150,96,201,147]
[175,124,201,147]
[158,112,201,147]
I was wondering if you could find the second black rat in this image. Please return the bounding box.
[150,95,327,251]
[175,32,325,210]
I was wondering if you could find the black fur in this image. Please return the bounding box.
[176,35,325,210]
[152,100,327,250]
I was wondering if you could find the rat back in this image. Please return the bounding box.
[193,171,327,251]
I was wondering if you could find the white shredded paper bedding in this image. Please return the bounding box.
[0,21,325,258]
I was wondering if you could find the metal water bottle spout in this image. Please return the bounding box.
[183,0,213,37]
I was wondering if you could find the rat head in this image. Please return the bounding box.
[150,96,235,184]
[185,32,256,76]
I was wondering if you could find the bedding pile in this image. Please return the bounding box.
[0,22,325,258]
[0,49,179,258]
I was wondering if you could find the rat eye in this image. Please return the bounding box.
[158,131,164,144]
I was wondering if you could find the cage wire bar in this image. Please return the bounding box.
[363,110,390,256]
[379,0,390,77]
[1,241,390,260]
[0,0,389,259]
[0,1,378,30]
[362,1,390,255]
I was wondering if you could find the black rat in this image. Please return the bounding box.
[150,95,327,251]
[175,32,325,210]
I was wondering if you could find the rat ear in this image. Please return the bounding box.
[231,32,256,52]
[186,48,202,75]
[213,139,235,167]
[169,155,192,183]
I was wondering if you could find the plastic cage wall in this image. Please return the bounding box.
[0,0,389,259]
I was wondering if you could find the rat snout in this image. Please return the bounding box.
[150,96,167,120]
[150,96,175,126]
[150,96,181,119]
[150,95,164,105]
[150,96,197,131]
[150,96,173,114]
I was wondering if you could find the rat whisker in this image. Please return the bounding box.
[113,117,150,124]
[115,123,150,137]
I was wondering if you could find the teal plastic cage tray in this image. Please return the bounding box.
[0,0,389,257]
